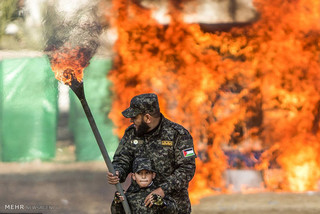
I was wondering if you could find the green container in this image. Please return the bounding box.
[69,58,118,161]
[0,57,58,161]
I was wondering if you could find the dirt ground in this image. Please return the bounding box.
[1,161,320,214]
[192,191,320,214]
[0,161,114,214]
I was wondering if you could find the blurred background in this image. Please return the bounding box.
[1,0,320,214]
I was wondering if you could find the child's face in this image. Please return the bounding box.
[132,169,156,188]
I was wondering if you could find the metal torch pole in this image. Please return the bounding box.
[70,81,131,214]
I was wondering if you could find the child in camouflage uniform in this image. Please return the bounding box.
[111,157,177,214]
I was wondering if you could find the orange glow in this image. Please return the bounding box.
[50,46,89,85]
[108,0,320,203]
[277,135,320,192]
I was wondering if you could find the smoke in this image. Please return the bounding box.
[44,0,102,63]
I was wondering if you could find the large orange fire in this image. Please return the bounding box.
[108,0,320,204]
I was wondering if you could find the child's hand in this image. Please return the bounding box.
[114,191,125,203]
[152,194,164,206]
[145,187,165,207]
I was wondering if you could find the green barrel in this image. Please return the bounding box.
[69,58,118,161]
[0,57,58,161]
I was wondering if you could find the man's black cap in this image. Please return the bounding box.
[132,157,155,173]
[122,93,160,118]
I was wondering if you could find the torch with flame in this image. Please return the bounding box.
[44,1,131,212]
[49,47,131,214]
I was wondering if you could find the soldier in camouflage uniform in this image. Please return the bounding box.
[107,93,197,214]
[111,157,177,214]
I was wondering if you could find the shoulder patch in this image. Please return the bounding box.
[181,148,196,158]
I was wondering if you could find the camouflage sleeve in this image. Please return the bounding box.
[112,129,134,182]
[162,195,178,214]
[159,131,196,195]
[110,200,125,214]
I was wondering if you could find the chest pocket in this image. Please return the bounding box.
[130,139,147,157]
[156,140,174,158]
[148,140,175,176]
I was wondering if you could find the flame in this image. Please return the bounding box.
[277,135,320,192]
[108,0,320,204]
[49,46,90,85]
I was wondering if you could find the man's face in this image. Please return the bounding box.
[130,114,150,137]
[132,169,156,188]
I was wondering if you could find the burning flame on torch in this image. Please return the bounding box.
[49,46,89,85]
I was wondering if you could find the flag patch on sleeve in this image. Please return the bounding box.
[182,148,195,158]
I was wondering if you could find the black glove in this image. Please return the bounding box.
[113,191,122,204]
[152,194,164,206]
